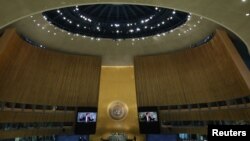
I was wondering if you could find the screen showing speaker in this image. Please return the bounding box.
[138,107,160,134]
[139,112,158,122]
[77,112,97,123]
[75,107,97,134]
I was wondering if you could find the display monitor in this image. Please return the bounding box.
[75,107,97,134]
[138,107,160,134]
[139,112,158,122]
[77,112,97,123]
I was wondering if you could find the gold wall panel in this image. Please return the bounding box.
[91,67,144,141]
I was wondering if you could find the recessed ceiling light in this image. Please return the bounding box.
[241,0,247,2]
[246,13,250,16]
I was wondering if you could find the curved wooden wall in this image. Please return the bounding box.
[161,126,207,135]
[160,108,250,121]
[0,111,74,123]
[134,29,250,106]
[0,28,101,107]
[0,127,73,139]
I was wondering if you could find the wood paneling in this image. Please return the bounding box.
[0,127,73,139]
[160,108,250,121]
[0,111,74,123]
[0,29,101,106]
[161,126,207,135]
[134,29,250,106]
[216,30,250,90]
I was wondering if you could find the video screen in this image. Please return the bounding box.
[77,112,97,123]
[139,112,158,122]
[138,107,160,134]
[75,107,97,134]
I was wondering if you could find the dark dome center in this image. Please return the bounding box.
[43,4,189,39]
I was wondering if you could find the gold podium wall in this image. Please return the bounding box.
[90,67,145,141]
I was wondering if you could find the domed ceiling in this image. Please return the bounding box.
[9,4,219,66]
[42,4,189,39]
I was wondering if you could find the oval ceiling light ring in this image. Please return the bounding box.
[42,4,189,39]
